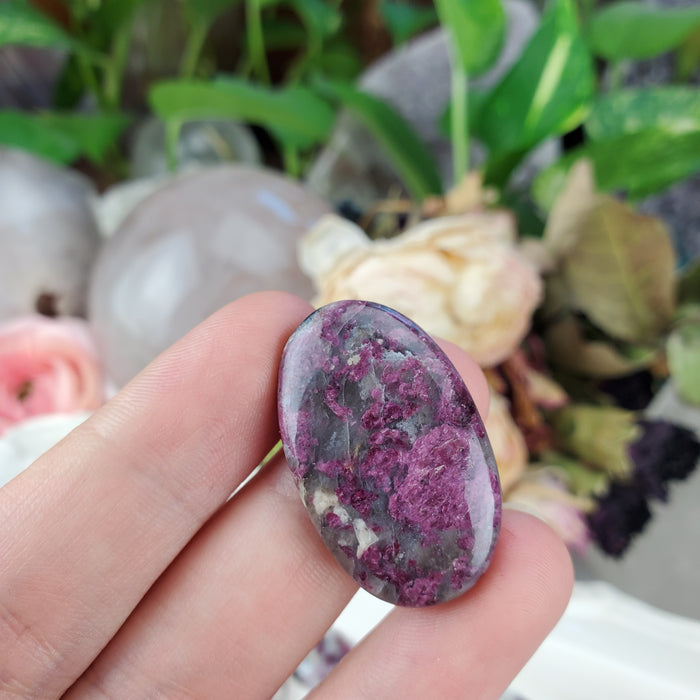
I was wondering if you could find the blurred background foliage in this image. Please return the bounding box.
[0,0,697,200]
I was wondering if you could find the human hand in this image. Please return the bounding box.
[0,292,573,699]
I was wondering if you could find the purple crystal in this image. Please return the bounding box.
[278,300,502,606]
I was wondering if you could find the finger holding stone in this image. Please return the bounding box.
[0,291,311,697]
[65,454,358,699]
[64,318,495,698]
[311,511,573,700]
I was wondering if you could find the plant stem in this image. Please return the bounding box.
[104,24,132,110]
[181,18,208,78]
[282,144,300,178]
[607,60,628,92]
[246,0,270,84]
[165,118,184,172]
[450,56,469,185]
[76,51,107,109]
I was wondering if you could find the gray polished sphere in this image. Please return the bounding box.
[89,165,331,386]
[0,148,101,319]
[130,118,262,179]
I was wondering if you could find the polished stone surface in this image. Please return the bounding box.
[278,300,501,606]
[89,165,331,386]
[129,117,261,179]
[0,148,101,320]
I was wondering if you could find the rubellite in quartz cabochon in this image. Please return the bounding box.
[278,300,502,606]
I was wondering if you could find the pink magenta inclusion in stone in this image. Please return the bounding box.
[278,300,501,606]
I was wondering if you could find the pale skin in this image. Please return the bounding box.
[0,292,573,699]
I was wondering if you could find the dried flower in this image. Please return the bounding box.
[583,419,699,556]
[300,213,542,367]
[506,470,593,554]
[499,350,568,454]
[484,390,528,493]
[629,420,700,500]
[0,315,103,436]
[587,482,651,557]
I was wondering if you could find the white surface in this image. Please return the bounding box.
[333,583,700,699]
[0,412,90,487]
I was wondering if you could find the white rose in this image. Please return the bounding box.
[300,213,542,366]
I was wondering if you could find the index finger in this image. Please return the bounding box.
[0,291,311,697]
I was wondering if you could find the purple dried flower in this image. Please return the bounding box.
[629,420,700,499]
[598,371,655,410]
[588,420,699,556]
[587,481,652,557]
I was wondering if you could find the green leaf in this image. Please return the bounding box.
[149,78,335,149]
[301,37,362,81]
[679,260,700,307]
[667,320,700,405]
[587,2,700,61]
[313,77,442,200]
[534,129,700,207]
[552,405,640,479]
[543,451,609,498]
[0,0,83,51]
[0,110,131,164]
[677,25,700,81]
[53,54,86,109]
[286,0,341,43]
[260,18,307,50]
[586,87,700,142]
[434,0,504,76]
[91,0,160,30]
[474,0,594,157]
[38,112,131,163]
[182,0,243,25]
[0,112,78,163]
[380,1,438,45]
[534,88,700,206]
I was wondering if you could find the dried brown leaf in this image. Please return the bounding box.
[562,198,676,343]
[545,316,657,378]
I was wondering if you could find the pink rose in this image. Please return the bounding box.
[0,315,103,436]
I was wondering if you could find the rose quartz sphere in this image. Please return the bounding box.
[89,165,331,386]
[0,149,101,320]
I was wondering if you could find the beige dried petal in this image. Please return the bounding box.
[443,171,498,215]
[316,251,457,340]
[298,214,370,282]
[305,210,542,367]
[519,237,557,274]
[484,390,528,493]
[399,212,517,249]
[544,159,597,259]
[524,366,569,409]
[452,250,542,366]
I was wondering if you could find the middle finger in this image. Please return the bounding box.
[67,344,490,698]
